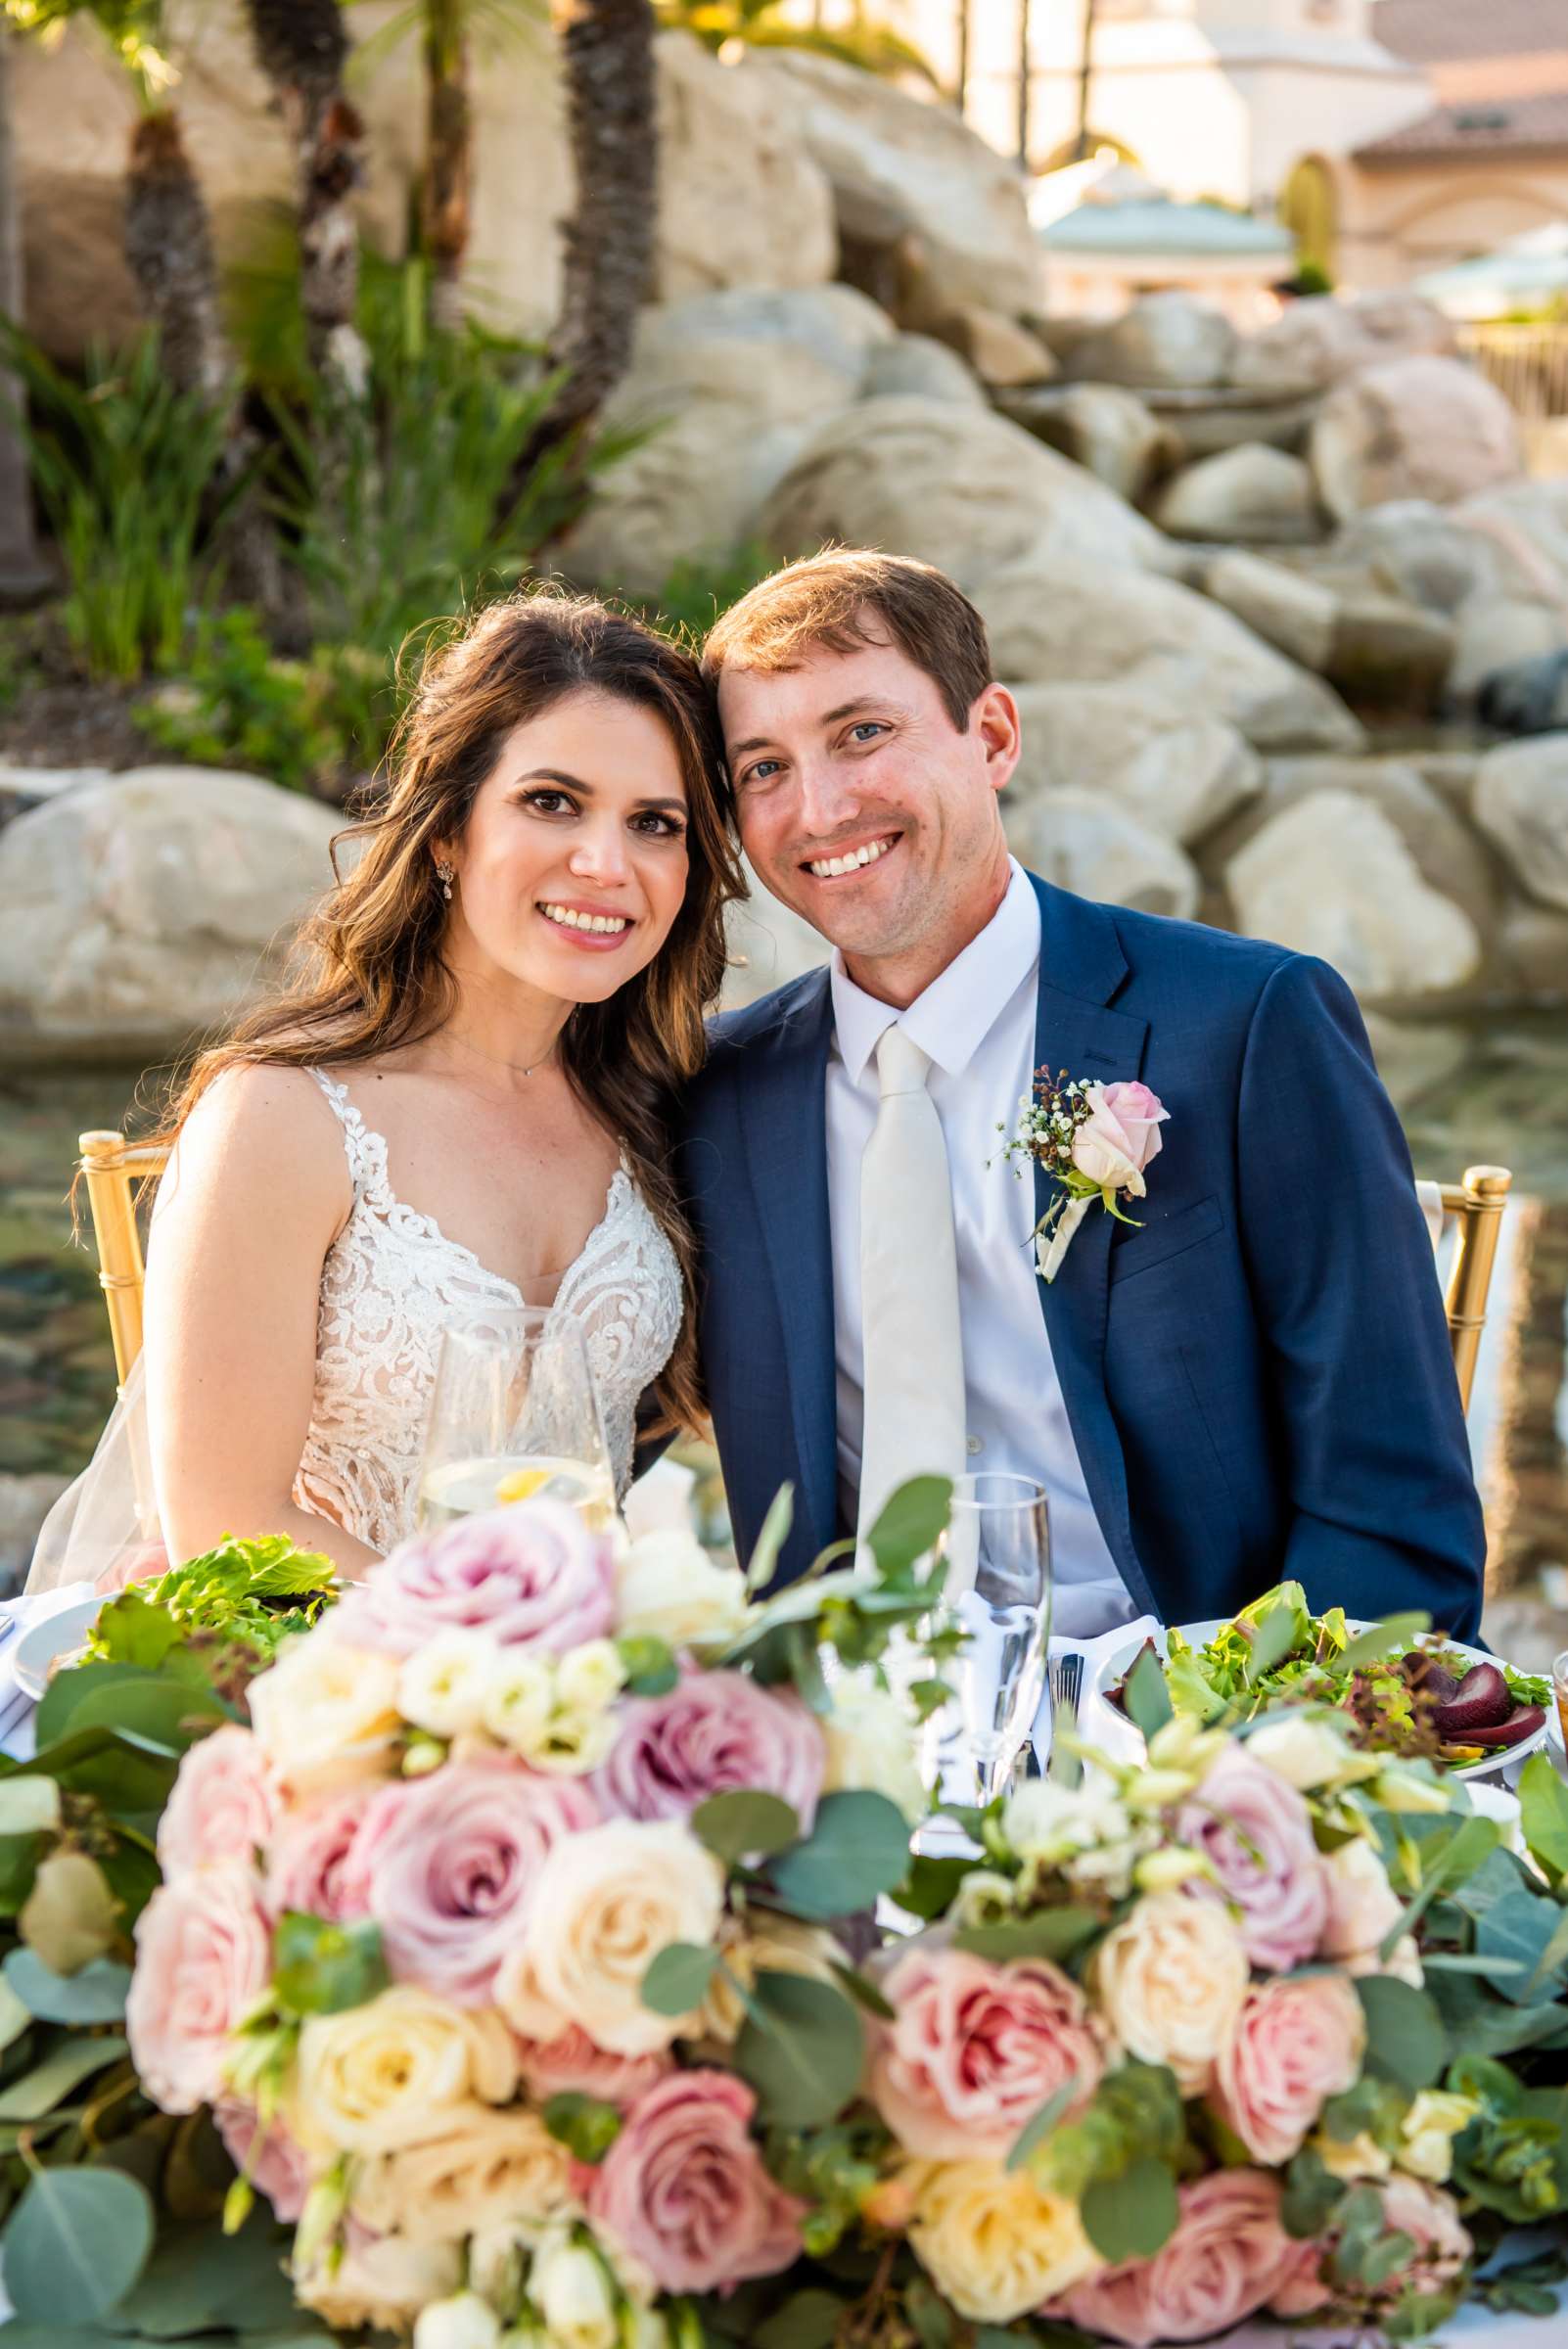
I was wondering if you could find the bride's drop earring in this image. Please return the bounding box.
[436,859,454,902]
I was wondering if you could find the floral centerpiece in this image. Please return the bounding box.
[111,1487,1568,2349]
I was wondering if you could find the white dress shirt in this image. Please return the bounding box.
[826,860,1136,1639]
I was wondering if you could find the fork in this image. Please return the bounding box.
[1020,1650,1085,1782]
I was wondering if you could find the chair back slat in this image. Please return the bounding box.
[77,1129,170,1388]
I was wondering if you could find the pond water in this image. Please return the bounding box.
[2,1031,1565,1642]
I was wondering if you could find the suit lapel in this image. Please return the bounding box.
[739,971,840,1568]
[1028,881,1157,1617]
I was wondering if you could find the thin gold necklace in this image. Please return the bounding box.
[442,1028,562,1081]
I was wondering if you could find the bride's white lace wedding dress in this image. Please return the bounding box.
[297,1072,683,1551]
[25,1068,684,1588]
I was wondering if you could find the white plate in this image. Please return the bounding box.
[1084,1619,1550,1781]
[12,1597,106,1704]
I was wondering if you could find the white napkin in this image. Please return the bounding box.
[0,1584,97,1762]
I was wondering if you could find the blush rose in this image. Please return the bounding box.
[1071,1082,1168,1196]
[1211,1973,1365,2163]
[1049,2170,1302,2346]
[593,1669,825,1831]
[332,1499,615,1658]
[158,1725,282,1884]
[1176,1744,1329,1971]
[586,2071,803,2296]
[127,1865,271,2114]
[261,1784,379,1922]
[870,1949,1106,2162]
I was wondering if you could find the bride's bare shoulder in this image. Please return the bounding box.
[160,1063,351,1221]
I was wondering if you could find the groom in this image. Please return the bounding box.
[678,550,1485,1641]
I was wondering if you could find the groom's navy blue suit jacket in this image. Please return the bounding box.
[675,872,1486,1641]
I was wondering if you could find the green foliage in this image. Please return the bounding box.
[641,1941,721,2017]
[733,1970,863,2129]
[1121,1644,1172,1741]
[1082,2153,1180,2264]
[952,1907,1100,1964]
[135,607,355,796]
[1354,1975,1449,2093]
[1027,2059,1185,2206]
[693,1790,801,1866]
[543,2092,623,2165]
[639,539,778,647]
[2,2166,156,2325]
[87,1533,337,1671]
[0,327,233,682]
[652,0,942,89]
[766,1791,912,1921]
[271,1913,389,2018]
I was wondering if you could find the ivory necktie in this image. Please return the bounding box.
[856,1025,968,1540]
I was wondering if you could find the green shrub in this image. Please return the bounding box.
[639,539,778,648]
[0,327,234,683]
[134,606,353,795]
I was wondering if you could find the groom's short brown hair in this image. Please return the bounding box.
[701,548,993,735]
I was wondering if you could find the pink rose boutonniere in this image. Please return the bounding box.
[1003,1071,1170,1284]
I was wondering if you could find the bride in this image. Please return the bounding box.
[33,589,742,1586]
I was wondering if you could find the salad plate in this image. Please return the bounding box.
[13,1595,106,1703]
[1084,1601,1552,1780]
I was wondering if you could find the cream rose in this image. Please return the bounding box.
[905,2159,1102,2323]
[614,1529,750,1650]
[500,1819,725,2056]
[413,2293,502,2349]
[696,1913,848,2044]
[397,1631,495,1740]
[248,1636,402,1796]
[295,1986,519,2153]
[820,1674,927,1825]
[1093,1892,1249,2095]
[353,2104,580,2241]
[294,2234,462,2332]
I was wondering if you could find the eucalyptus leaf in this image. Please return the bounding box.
[752,2288,845,2349]
[0,1974,30,2054]
[0,2035,128,2123]
[2,1950,131,2025]
[827,1960,896,2021]
[1355,1975,1448,2092]
[1082,2155,1179,2264]
[1476,1889,1568,2005]
[2,2166,155,2324]
[692,1790,800,1867]
[272,1913,387,2017]
[768,1791,912,1920]
[1123,1644,1173,1741]
[864,1476,951,1577]
[640,1942,719,2017]
[953,1909,1100,1963]
[734,1971,863,2129]
[1339,1614,1431,1673]
[0,1781,60,1838]
[893,1854,972,1922]
[745,1485,796,1595]
[1519,1752,1568,1884]
[541,2092,622,2164]
[1007,2077,1079,2173]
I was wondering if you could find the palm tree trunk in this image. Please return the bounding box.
[1016,0,1033,168]
[244,0,368,392]
[1074,0,1099,161]
[523,0,656,471]
[953,0,970,112]
[0,25,49,605]
[423,0,472,334]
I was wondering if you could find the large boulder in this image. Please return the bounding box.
[1198,553,1338,674]
[1007,682,1261,846]
[13,13,836,361]
[741,48,1041,322]
[1152,445,1321,546]
[758,396,1171,593]
[558,286,892,595]
[1473,737,1568,913]
[1223,791,1483,1006]
[1453,479,1568,605]
[863,334,988,408]
[1449,600,1566,708]
[1310,358,1522,523]
[1147,387,1317,465]
[654,32,837,302]
[996,383,1176,502]
[1002,789,1199,920]
[1063,293,1237,392]
[0,767,340,1064]
[930,306,1056,389]
[974,555,1362,753]
[1322,596,1455,711]
[1232,292,1458,396]
[1325,500,1503,615]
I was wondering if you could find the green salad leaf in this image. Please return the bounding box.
[85,1534,338,1670]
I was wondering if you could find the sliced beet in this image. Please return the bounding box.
[1401,1651,1462,1705]
[1433,1662,1514,1736]
[1449,1704,1545,1751]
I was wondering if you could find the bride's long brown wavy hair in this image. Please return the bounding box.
[161,588,745,1434]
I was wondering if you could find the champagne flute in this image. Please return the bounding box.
[416,1310,616,1531]
[929,1473,1051,1807]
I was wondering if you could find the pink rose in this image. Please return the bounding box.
[262,1785,379,1922]
[593,1669,826,1833]
[331,1499,615,1658]
[1377,2176,1472,2298]
[356,1758,598,2004]
[127,1865,271,2114]
[1270,2233,1333,2317]
[1071,1081,1169,1196]
[1050,2170,1300,2346]
[1176,1745,1329,1971]
[1211,1973,1365,2163]
[157,1725,281,1884]
[215,2096,312,2222]
[586,2070,804,2296]
[515,2024,672,2109]
[871,1948,1106,2162]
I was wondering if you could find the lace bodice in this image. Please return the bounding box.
[293,1071,683,1554]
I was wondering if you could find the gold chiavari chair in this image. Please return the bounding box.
[77,1128,170,1388]
[1416,1163,1512,1416]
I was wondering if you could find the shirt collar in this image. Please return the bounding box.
[829,858,1040,1085]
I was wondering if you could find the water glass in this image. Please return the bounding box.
[417,1309,615,1531]
[930,1473,1051,1805]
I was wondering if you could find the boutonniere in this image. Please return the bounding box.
[1002,1071,1170,1284]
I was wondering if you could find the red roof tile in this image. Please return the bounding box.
[1355,88,1568,161]
[1373,0,1568,65]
